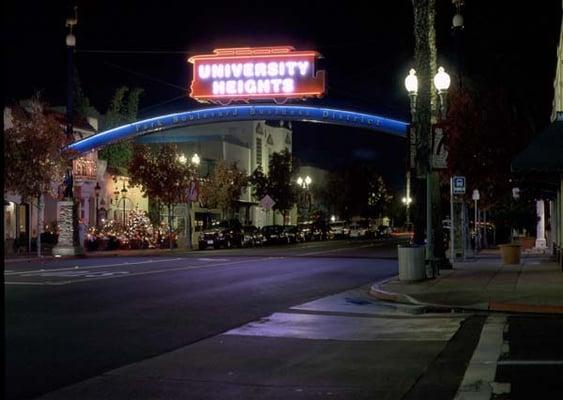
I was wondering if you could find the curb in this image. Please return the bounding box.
[369,282,563,315]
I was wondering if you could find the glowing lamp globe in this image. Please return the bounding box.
[404,69,418,95]
[433,66,451,92]
[452,13,464,28]
[66,33,76,47]
[305,176,312,186]
[191,153,201,166]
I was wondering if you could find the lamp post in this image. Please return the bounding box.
[113,180,131,228]
[405,66,450,272]
[94,182,101,228]
[402,195,413,227]
[179,152,200,250]
[121,182,128,227]
[297,175,312,219]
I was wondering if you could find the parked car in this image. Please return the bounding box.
[297,222,313,241]
[242,225,264,247]
[375,225,392,238]
[298,221,328,241]
[329,221,350,239]
[261,225,287,245]
[349,220,372,239]
[283,225,300,243]
[198,219,243,249]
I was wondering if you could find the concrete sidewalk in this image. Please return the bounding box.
[370,249,563,314]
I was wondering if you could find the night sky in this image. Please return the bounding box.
[5,1,562,191]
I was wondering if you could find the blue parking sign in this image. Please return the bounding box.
[453,176,466,195]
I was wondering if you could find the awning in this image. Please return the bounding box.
[512,116,563,173]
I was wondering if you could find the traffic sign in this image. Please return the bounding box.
[259,195,276,210]
[452,176,466,195]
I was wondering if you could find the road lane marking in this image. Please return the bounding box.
[198,258,229,262]
[497,360,563,366]
[301,243,378,256]
[454,315,507,399]
[4,258,182,276]
[4,257,267,285]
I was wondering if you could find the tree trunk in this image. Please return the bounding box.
[412,0,438,250]
[37,194,42,257]
[168,203,173,250]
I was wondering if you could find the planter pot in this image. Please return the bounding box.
[499,244,521,265]
[517,236,535,250]
[398,245,426,281]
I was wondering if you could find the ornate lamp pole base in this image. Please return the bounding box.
[52,200,84,256]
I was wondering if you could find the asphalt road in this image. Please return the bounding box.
[5,238,401,399]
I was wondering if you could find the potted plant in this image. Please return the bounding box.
[492,191,537,265]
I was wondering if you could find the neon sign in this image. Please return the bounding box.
[188,46,326,104]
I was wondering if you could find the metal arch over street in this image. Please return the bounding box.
[68,105,409,154]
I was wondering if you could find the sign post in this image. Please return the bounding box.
[472,189,480,252]
[450,176,466,264]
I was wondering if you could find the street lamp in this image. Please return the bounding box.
[434,66,451,117]
[297,176,312,219]
[402,195,413,227]
[94,182,101,227]
[183,153,201,250]
[404,66,451,272]
[120,181,128,227]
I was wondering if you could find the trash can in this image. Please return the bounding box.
[398,245,426,281]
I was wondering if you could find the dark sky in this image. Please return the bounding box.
[5,1,562,191]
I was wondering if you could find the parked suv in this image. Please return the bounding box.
[198,219,243,249]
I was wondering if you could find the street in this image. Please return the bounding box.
[7,239,563,399]
[6,238,400,399]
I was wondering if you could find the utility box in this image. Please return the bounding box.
[398,245,426,281]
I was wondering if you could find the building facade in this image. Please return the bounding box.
[136,119,295,237]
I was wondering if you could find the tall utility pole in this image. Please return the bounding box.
[54,5,83,256]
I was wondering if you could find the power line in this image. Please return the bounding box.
[102,61,188,92]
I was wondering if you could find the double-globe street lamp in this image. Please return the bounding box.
[404,66,451,269]
[297,176,312,219]
[178,153,201,249]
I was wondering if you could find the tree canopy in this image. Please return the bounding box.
[199,160,248,217]
[98,86,144,175]
[4,97,74,201]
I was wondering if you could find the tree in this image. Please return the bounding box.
[128,144,195,249]
[72,66,92,118]
[98,86,144,175]
[249,149,298,224]
[4,96,75,256]
[320,164,392,221]
[199,160,248,218]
